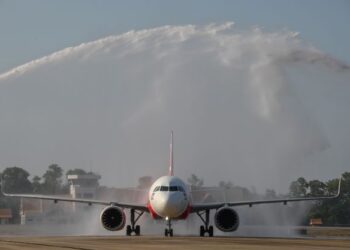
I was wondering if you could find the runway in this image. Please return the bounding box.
[0,236,349,250]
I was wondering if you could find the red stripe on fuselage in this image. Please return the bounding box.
[147,202,162,219]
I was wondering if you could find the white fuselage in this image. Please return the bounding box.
[148,176,190,219]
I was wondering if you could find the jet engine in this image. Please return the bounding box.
[100,206,126,231]
[214,207,239,232]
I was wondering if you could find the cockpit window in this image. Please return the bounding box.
[157,185,185,192]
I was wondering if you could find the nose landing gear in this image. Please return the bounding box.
[164,218,174,237]
[126,209,144,236]
[197,209,214,237]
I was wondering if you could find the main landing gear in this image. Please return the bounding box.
[126,209,144,236]
[164,218,174,237]
[196,209,214,237]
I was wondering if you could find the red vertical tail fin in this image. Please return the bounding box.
[168,131,174,176]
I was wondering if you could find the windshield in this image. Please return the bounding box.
[155,186,184,192]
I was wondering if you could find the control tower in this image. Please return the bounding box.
[67,173,101,211]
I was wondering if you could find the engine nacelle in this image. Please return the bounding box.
[214,207,239,232]
[100,206,126,231]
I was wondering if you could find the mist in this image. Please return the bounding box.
[0,22,349,194]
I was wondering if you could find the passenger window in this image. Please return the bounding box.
[160,186,169,191]
[169,186,178,192]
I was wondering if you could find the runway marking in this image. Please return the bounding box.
[0,239,93,250]
[0,236,349,250]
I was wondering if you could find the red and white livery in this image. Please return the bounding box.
[2,132,342,237]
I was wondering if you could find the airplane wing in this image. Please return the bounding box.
[191,177,342,213]
[1,186,149,212]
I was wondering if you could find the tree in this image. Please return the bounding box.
[340,172,350,198]
[293,174,350,226]
[42,164,63,194]
[32,176,42,193]
[289,177,309,197]
[66,169,87,176]
[309,180,326,196]
[1,167,32,193]
[320,174,350,225]
[0,167,32,223]
[187,174,203,187]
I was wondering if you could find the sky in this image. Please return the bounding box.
[0,0,349,192]
[1,0,349,73]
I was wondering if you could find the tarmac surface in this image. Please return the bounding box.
[0,236,349,250]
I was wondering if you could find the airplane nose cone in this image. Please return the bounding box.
[151,192,187,218]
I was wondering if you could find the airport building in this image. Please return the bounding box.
[0,208,12,224]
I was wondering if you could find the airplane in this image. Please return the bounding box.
[1,132,342,237]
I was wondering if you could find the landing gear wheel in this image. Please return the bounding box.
[135,225,141,236]
[165,228,173,237]
[200,225,205,237]
[128,209,144,236]
[126,225,132,236]
[208,226,214,237]
[197,210,214,237]
[165,219,174,237]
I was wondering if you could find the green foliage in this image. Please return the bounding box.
[309,180,327,196]
[289,177,309,197]
[290,173,350,226]
[1,167,32,193]
[42,164,63,194]
[0,167,33,223]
